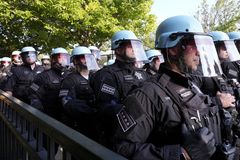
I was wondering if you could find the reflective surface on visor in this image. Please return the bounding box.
[85,54,100,70]
[57,53,70,67]
[223,41,240,62]
[194,35,223,77]
[130,41,148,62]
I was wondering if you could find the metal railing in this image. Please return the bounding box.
[0,90,127,160]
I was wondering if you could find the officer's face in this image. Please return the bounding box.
[1,61,10,67]
[119,42,135,59]
[218,45,229,60]
[183,40,200,71]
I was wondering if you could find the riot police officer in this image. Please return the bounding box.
[90,30,149,147]
[41,54,51,70]
[11,50,22,69]
[209,31,240,82]
[0,57,12,89]
[59,46,99,138]
[143,49,164,75]
[113,16,222,160]
[228,31,240,53]
[4,46,44,104]
[29,47,71,121]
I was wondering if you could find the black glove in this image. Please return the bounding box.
[182,125,216,160]
[30,99,44,111]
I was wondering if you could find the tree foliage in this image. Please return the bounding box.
[195,0,240,33]
[0,0,156,54]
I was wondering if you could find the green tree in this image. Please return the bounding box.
[0,0,156,55]
[195,0,240,32]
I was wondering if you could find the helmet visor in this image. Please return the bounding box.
[21,52,37,64]
[215,40,240,62]
[130,40,148,62]
[194,35,223,77]
[73,54,99,70]
[235,40,240,53]
[55,53,70,67]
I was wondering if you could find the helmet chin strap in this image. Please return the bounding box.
[166,45,192,74]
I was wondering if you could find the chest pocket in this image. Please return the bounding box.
[174,84,221,144]
[76,80,94,100]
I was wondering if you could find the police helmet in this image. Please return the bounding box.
[21,46,36,54]
[227,31,240,40]
[208,31,230,42]
[51,47,68,55]
[155,15,204,49]
[145,49,162,62]
[111,30,140,50]
[88,46,99,51]
[1,57,11,62]
[12,50,21,56]
[42,54,50,60]
[72,46,91,56]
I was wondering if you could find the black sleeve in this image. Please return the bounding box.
[90,69,120,104]
[29,73,46,110]
[113,91,181,160]
[3,69,17,92]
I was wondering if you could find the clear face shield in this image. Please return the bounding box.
[117,40,148,63]
[179,35,223,77]
[72,54,100,70]
[21,51,37,65]
[215,40,240,62]
[91,50,101,61]
[53,53,70,67]
[235,40,240,53]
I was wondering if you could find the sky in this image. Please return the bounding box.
[150,0,215,23]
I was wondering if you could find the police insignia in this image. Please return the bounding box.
[59,89,69,97]
[101,84,115,95]
[30,83,40,91]
[229,69,238,77]
[134,71,143,80]
[116,107,136,132]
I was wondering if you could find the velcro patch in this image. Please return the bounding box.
[229,69,238,77]
[80,80,88,85]
[116,107,136,132]
[30,83,40,91]
[101,84,115,95]
[124,75,134,81]
[59,89,69,97]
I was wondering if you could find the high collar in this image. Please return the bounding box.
[114,59,136,70]
[159,65,190,88]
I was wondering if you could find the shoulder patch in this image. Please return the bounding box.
[30,83,40,91]
[101,84,115,95]
[116,107,136,132]
[59,89,69,97]
[228,69,238,77]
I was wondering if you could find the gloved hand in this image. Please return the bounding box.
[30,99,44,111]
[182,124,216,160]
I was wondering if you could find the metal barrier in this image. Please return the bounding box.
[0,90,127,160]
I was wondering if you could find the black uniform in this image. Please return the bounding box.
[4,64,44,103]
[29,67,70,121]
[0,65,12,89]
[59,71,96,138]
[113,66,220,160]
[221,60,240,82]
[90,59,149,146]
